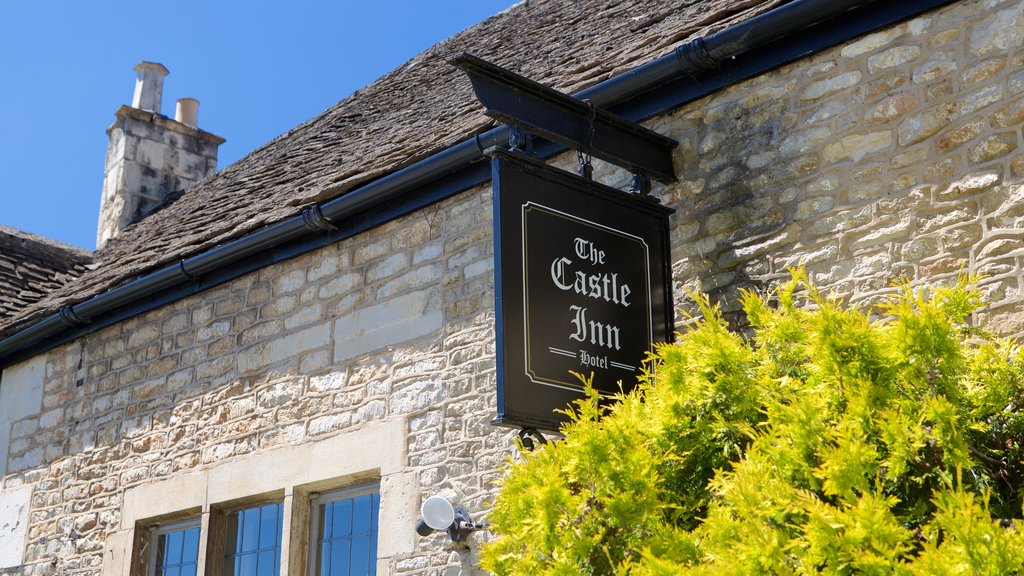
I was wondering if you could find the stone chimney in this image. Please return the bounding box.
[97,62,225,249]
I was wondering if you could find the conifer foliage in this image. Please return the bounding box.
[479,273,1024,574]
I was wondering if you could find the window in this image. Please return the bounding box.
[310,486,380,576]
[223,503,284,576]
[148,520,201,576]
[118,421,409,576]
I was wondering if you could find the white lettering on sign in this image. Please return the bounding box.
[550,237,633,351]
[568,305,622,350]
[549,242,632,307]
[574,238,606,265]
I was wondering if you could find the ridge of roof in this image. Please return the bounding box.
[0,225,93,260]
[0,0,781,339]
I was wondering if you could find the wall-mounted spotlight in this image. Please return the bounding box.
[415,496,484,542]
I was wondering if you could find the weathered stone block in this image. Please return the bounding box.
[778,126,831,157]
[366,253,409,283]
[969,4,1024,56]
[991,97,1024,128]
[977,238,1023,261]
[849,216,913,251]
[307,412,353,436]
[800,71,861,101]
[334,290,442,363]
[822,131,893,163]
[867,93,919,123]
[318,273,362,300]
[962,58,1008,85]
[940,225,983,250]
[968,134,1017,164]
[354,237,391,264]
[237,323,331,373]
[900,237,940,261]
[957,84,1004,118]
[391,380,445,416]
[284,304,325,331]
[841,27,905,58]
[868,46,921,73]
[912,57,957,83]
[795,197,834,220]
[897,103,955,145]
[937,120,984,152]
[273,270,306,296]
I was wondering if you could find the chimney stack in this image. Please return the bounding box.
[97,62,225,249]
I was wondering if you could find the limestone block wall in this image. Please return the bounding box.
[643,0,1024,333]
[2,183,505,576]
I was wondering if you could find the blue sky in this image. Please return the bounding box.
[0,1,516,250]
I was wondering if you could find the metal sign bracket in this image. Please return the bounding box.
[452,53,678,185]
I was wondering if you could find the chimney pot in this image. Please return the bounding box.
[131,61,169,113]
[175,98,199,127]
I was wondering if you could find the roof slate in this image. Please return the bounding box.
[0,226,92,323]
[0,0,781,339]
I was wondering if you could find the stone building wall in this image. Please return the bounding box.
[644,0,1024,332]
[1,183,505,576]
[2,0,1023,575]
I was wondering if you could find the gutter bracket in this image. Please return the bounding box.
[302,205,338,235]
[675,36,718,78]
[58,306,89,328]
[179,260,200,282]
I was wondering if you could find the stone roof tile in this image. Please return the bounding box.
[0,226,92,322]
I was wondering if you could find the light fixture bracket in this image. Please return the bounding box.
[415,496,485,542]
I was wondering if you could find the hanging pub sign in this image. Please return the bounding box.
[491,150,674,431]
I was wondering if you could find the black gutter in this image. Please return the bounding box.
[0,0,956,367]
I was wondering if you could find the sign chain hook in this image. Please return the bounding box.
[577,99,596,180]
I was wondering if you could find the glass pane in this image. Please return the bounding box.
[241,508,260,551]
[257,550,276,576]
[223,553,236,576]
[368,495,378,575]
[156,534,167,570]
[318,540,330,576]
[224,504,281,576]
[164,567,181,576]
[350,536,370,575]
[320,502,333,540]
[166,530,184,564]
[332,499,353,537]
[258,504,278,549]
[352,496,371,535]
[329,539,350,576]
[225,513,240,556]
[181,565,197,576]
[239,553,257,576]
[183,527,200,563]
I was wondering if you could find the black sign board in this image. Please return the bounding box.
[492,150,674,431]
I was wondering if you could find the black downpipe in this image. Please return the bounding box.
[0,0,952,366]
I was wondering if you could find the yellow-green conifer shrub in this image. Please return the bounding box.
[479,273,1024,575]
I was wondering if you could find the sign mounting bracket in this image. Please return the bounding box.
[451,53,678,184]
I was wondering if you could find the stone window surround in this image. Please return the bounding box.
[104,419,416,576]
